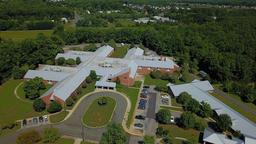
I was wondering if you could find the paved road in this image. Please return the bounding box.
[214,88,256,116]
[0,91,128,144]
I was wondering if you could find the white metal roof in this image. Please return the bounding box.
[124,47,144,59]
[52,68,90,101]
[94,45,114,57]
[203,128,244,144]
[95,81,116,88]
[24,70,70,82]
[135,59,175,69]
[169,81,256,139]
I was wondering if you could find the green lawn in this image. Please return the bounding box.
[81,141,96,144]
[0,122,21,137]
[17,81,52,102]
[144,75,169,87]
[0,30,53,41]
[109,45,128,58]
[0,80,46,125]
[116,84,140,128]
[55,138,74,144]
[131,81,142,88]
[160,124,200,144]
[83,97,116,127]
[211,92,256,123]
[171,98,182,107]
[49,111,69,123]
[160,106,183,112]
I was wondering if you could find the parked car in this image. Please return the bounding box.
[170,116,175,123]
[134,123,143,128]
[135,115,146,120]
[143,85,150,89]
[138,99,147,110]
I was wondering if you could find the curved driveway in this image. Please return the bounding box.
[0,91,128,144]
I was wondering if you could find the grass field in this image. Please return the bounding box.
[0,80,46,125]
[83,97,116,127]
[160,124,200,144]
[0,30,53,41]
[17,82,52,103]
[49,111,69,123]
[211,92,256,123]
[132,81,142,88]
[116,84,140,128]
[144,75,169,87]
[109,45,129,58]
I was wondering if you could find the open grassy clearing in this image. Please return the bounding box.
[83,97,116,127]
[0,80,46,125]
[16,81,52,103]
[160,124,200,144]
[116,84,140,128]
[49,110,69,123]
[109,45,129,58]
[0,30,53,41]
[144,75,169,87]
[211,92,256,123]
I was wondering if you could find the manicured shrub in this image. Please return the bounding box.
[47,101,62,113]
[216,114,232,132]
[33,98,46,112]
[156,109,172,124]
[179,112,196,129]
[56,57,65,65]
[66,97,75,107]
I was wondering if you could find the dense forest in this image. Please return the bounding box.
[0,0,73,30]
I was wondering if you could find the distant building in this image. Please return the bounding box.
[24,45,178,105]
[168,80,256,142]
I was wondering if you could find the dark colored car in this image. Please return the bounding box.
[135,115,146,120]
[134,123,143,128]
[143,85,150,89]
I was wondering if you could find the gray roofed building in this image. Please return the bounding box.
[24,70,70,82]
[135,59,175,69]
[169,80,256,141]
[95,81,116,90]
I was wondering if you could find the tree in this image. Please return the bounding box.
[143,135,155,144]
[156,127,169,137]
[156,109,172,124]
[155,86,168,92]
[150,70,161,79]
[179,112,196,129]
[66,58,76,65]
[23,77,46,100]
[86,76,93,83]
[12,65,29,79]
[89,70,97,81]
[162,135,172,144]
[16,130,41,144]
[176,92,192,105]
[47,101,62,113]
[184,99,200,113]
[56,57,65,65]
[43,128,60,143]
[198,101,213,118]
[66,97,74,107]
[100,123,127,144]
[216,114,232,132]
[33,98,46,112]
[76,57,81,65]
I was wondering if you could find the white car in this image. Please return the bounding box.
[170,116,175,123]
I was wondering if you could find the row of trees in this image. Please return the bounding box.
[56,57,81,66]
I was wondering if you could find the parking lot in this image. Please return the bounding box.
[132,86,159,135]
[21,115,49,128]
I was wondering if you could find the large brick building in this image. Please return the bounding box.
[24,45,178,104]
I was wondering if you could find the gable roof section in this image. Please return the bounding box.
[94,45,114,57]
[24,70,70,82]
[135,59,175,69]
[124,47,144,59]
[52,68,90,101]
